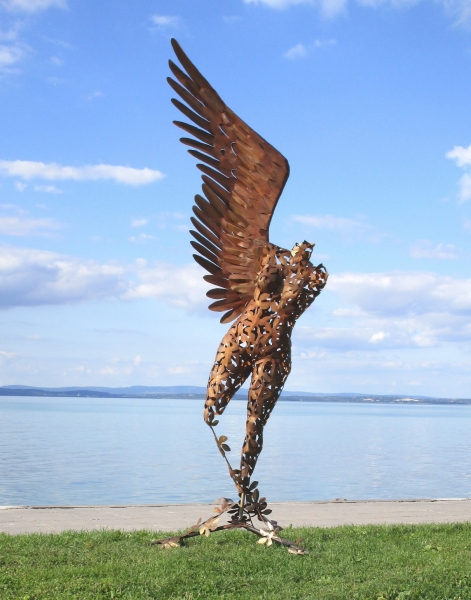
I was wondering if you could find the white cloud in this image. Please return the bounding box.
[313,38,336,47]
[86,90,103,102]
[245,0,346,17]
[49,55,63,66]
[457,174,471,203]
[298,350,326,359]
[332,307,365,317]
[0,350,16,367]
[44,37,73,50]
[293,214,367,231]
[298,270,471,352]
[134,355,142,366]
[150,15,180,27]
[301,309,471,353]
[6,241,471,358]
[131,218,149,228]
[0,216,61,236]
[330,271,471,317]
[0,160,164,186]
[167,365,191,374]
[0,43,23,70]
[319,0,346,16]
[1,0,66,12]
[152,211,188,231]
[128,233,158,243]
[245,0,471,23]
[370,331,388,343]
[356,0,420,6]
[0,245,209,311]
[284,43,307,59]
[100,366,132,376]
[34,184,62,194]
[284,39,336,59]
[14,181,26,191]
[296,321,434,351]
[297,326,375,350]
[0,245,126,308]
[125,260,209,310]
[447,144,471,203]
[447,145,471,169]
[0,27,19,41]
[245,0,307,5]
[46,76,69,86]
[409,240,459,260]
[439,0,471,25]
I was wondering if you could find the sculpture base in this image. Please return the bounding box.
[151,498,306,555]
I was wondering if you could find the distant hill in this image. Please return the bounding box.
[0,384,355,396]
[2,384,207,395]
[1,385,471,404]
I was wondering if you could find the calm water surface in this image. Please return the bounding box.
[1,396,471,506]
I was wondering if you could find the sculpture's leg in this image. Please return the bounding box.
[240,353,291,494]
[204,330,252,494]
[204,331,251,425]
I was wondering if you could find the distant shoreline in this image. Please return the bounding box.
[1,386,471,404]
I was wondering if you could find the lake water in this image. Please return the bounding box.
[1,396,471,506]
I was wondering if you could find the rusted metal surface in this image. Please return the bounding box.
[159,39,328,552]
[152,498,306,555]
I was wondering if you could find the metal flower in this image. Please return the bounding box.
[257,528,275,547]
[199,516,220,538]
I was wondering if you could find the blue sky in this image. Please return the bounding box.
[1,0,471,396]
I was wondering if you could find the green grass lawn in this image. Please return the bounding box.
[1,523,471,599]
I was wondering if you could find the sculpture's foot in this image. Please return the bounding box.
[151,497,307,555]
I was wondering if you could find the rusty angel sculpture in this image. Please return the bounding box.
[168,39,328,520]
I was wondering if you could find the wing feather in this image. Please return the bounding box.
[188,150,221,169]
[190,217,222,249]
[204,274,230,287]
[190,230,222,253]
[190,241,220,263]
[171,99,211,131]
[193,254,221,275]
[169,38,290,322]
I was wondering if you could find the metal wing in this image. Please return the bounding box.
[168,38,290,324]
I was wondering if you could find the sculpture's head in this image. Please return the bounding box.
[290,241,314,264]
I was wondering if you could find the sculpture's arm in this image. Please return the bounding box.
[292,263,328,319]
[278,262,327,313]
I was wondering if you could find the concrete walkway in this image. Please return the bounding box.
[1,498,471,535]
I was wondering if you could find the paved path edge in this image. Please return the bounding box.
[2,498,471,534]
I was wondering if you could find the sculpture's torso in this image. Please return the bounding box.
[223,246,326,362]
